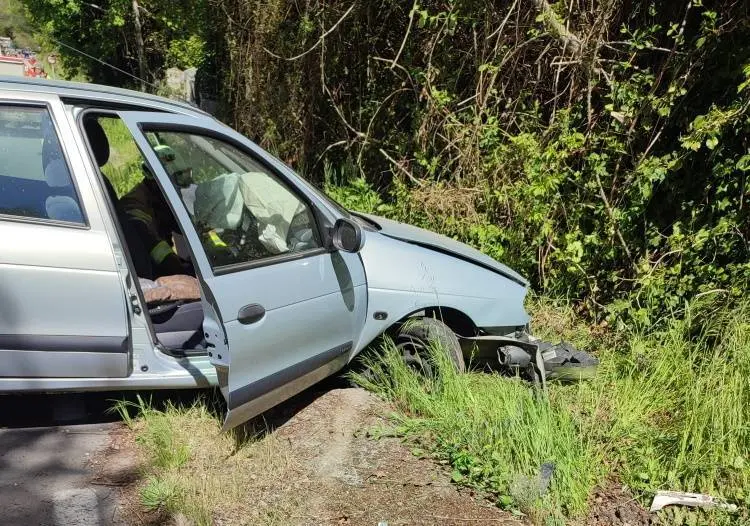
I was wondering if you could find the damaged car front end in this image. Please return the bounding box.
[351,212,598,385]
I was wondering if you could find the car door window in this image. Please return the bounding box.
[142,130,322,269]
[0,105,84,224]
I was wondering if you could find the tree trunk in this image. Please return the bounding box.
[132,0,147,91]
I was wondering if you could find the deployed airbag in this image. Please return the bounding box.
[193,172,305,254]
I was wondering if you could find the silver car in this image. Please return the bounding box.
[0,76,564,431]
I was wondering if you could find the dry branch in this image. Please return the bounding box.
[263,2,356,61]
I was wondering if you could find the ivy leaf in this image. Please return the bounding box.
[682,138,701,151]
[705,136,719,150]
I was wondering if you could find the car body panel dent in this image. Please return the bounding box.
[354,232,529,351]
[357,213,529,287]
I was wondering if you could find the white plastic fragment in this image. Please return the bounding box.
[649,490,738,513]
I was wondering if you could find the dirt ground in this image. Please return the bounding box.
[585,484,653,526]
[100,387,525,526]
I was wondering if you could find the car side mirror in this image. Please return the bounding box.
[331,218,364,253]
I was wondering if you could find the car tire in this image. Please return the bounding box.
[396,317,466,376]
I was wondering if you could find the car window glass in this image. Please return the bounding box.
[97,116,148,198]
[0,106,84,224]
[144,130,322,269]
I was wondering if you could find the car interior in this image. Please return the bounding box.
[81,113,208,356]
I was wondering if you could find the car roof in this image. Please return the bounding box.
[0,75,210,117]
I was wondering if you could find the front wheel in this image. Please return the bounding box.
[396,317,466,377]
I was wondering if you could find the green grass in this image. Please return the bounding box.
[352,297,750,524]
[140,475,182,511]
[113,395,191,469]
[352,337,600,524]
[577,300,750,499]
[112,393,299,526]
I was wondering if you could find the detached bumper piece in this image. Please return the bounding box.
[536,340,599,382]
[458,332,599,388]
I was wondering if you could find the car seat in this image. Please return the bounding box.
[148,301,206,350]
[139,277,206,351]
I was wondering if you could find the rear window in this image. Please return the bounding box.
[0,106,85,224]
[0,106,47,181]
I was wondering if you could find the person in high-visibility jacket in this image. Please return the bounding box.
[120,144,188,278]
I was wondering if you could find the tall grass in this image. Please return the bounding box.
[116,298,749,524]
[353,339,600,524]
[576,300,750,499]
[353,298,750,523]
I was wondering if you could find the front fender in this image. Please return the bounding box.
[353,232,530,353]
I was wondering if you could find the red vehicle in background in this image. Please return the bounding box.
[22,56,47,78]
[0,36,48,78]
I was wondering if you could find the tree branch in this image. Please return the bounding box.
[390,0,418,69]
[264,2,356,61]
[533,0,582,56]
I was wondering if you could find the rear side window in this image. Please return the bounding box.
[0,106,84,224]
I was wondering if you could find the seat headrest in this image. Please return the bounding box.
[46,195,83,223]
[44,158,74,188]
[83,117,110,167]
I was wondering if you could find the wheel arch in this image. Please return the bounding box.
[385,305,478,339]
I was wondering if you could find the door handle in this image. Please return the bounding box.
[238,303,265,325]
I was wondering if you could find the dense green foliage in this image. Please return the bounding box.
[18,0,214,87]
[1,0,37,49]
[353,298,750,522]
[21,0,750,321]
[294,0,750,324]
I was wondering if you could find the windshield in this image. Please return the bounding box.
[292,175,352,218]
[291,175,383,230]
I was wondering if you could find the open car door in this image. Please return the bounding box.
[118,111,367,430]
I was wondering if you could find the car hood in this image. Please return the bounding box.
[356,213,529,287]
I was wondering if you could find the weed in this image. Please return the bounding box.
[140,475,181,510]
[110,397,136,429]
[352,337,600,522]
[570,300,750,501]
